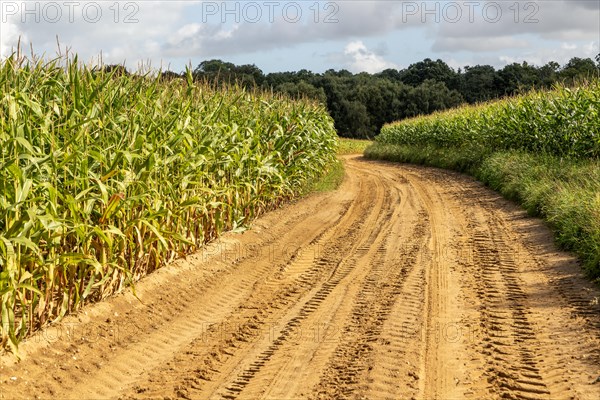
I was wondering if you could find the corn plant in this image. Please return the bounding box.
[377,81,600,159]
[0,55,337,353]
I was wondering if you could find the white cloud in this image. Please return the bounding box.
[445,40,599,70]
[159,1,427,59]
[1,1,424,65]
[1,1,190,68]
[170,23,203,45]
[433,0,599,51]
[343,41,397,73]
[0,20,27,57]
[433,36,530,52]
[498,41,599,67]
[0,1,598,72]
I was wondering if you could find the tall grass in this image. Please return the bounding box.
[0,55,337,352]
[337,138,372,155]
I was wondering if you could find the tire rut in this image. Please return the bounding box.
[206,166,395,399]
[469,221,550,399]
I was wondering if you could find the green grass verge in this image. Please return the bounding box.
[338,138,373,155]
[304,159,345,193]
[365,142,600,282]
[301,138,372,195]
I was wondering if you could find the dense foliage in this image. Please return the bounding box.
[0,56,337,351]
[184,56,600,138]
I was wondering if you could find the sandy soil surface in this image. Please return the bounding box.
[1,155,599,400]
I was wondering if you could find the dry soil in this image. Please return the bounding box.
[1,156,599,399]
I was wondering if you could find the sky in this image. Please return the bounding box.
[0,0,599,74]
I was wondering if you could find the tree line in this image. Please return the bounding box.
[156,55,600,138]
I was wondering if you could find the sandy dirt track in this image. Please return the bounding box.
[1,155,599,400]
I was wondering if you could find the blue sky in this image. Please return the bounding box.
[1,1,598,73]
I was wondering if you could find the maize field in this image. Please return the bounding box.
[0,55,337,352]
[377,81,600,159]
